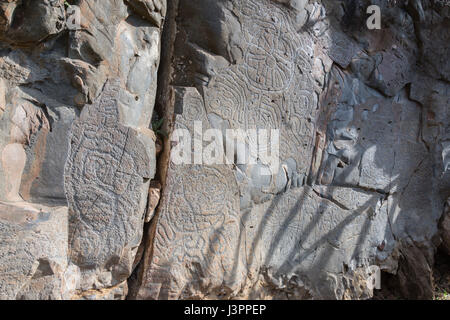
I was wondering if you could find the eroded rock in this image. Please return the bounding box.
[0,0,164,299]
[132,0,450,300]
[0,0,448,300]
[0,202,70,300]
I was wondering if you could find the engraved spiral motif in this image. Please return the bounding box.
[245,27,295,92]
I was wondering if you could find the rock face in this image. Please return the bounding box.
[131,0,449,300]
[0,202,70,300]
[0,0,449,300]
[65,79,155,297]
[0,0,164,299]
[441,200,450,256]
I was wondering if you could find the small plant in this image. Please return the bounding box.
[64,1,71,8]
[434,288,450,300]
[152,117,167,138]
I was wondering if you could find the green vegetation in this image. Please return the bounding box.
[434,289,449,300]
[152,117,167,138]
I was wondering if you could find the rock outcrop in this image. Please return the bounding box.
[0,0,164,299]
[0,0,448,300]
[131,0,449,300]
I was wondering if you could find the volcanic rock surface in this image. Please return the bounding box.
[0,0,448,300]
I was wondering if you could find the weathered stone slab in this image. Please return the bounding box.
[0,0,65,46]
[133,86,244,299]
[134,0,449,300]
[243,185,390,299]
[64,79,156,293]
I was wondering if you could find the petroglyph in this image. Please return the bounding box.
[136,0,322,299]
[65,80,155,278]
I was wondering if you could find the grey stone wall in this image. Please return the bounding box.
[0,0,448,300]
